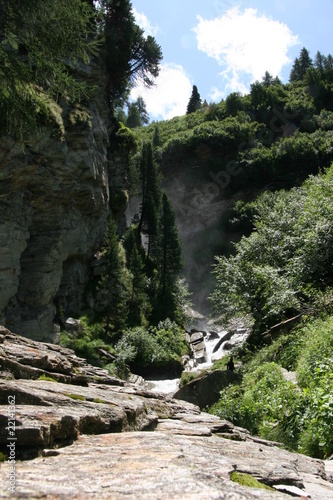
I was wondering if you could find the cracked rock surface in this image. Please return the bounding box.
[1,328,333,499]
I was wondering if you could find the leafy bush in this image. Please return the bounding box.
[210,314,333,458]
[296,316,333,389]
[115,319,188,374]
[210,165,333,332]
[210,362,302,448]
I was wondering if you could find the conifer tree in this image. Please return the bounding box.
[186,85,201,114]
[153,125,161,147]
[126,102,142,128]
[136,96,149,125]
[158,192,183,294]
[152,192,183,321]
[290,47,313,81]
[98,217,130,336]
[128,243,151,325]
[101,0,162,100]
[138,142,161,259]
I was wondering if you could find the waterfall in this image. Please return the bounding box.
[147,318,249,394]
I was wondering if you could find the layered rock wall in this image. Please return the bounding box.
[0,60,125,342]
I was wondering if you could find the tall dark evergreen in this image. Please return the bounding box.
[136,96,149,125]
[101,0,162,100]
[158,192,183,294]
[127,242,150,325]
[186,85,201,114]
[262,71,274,87]
[98,217,130,336]
[126,102,142,128]
[153,125,161,147]
[290,47,313,81]
[138,142,161,259]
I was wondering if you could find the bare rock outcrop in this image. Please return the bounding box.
[174,369,241,409]
[0,329,333,499]
[0,60,128,342]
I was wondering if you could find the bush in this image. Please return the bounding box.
[210,165,333,332]
[115,320,188,375]
[296,316,333,389]
[210,314,333,458]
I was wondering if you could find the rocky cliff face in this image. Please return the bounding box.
[161,159,246,314]
[0,60,127,342]
[1,327,333,499]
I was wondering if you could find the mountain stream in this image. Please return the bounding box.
[146,319,249,394]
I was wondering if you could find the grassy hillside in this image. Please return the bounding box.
[135,76,333,195]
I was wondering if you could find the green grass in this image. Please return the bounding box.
[64,393,86,401]
[38,374,58,382]
[230,471,274,490]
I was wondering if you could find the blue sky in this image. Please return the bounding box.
[129,0,333,121]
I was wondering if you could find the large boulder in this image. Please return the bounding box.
[173,369,241,408]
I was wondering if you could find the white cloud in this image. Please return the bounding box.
[130,63,193,121]
[193,7,299,98]
[132,8,159,37]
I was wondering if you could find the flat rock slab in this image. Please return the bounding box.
[0,379,201,458]
[1,330,333,499]
[1,431,332,499]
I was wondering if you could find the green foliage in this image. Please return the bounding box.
[38,375,58,382]
[64,393,86,401]
[180,370,203,387]
[115,319,188,374]
[0,451,6,462]
[210,165,333,331]
[0,0,98,138]
[115,122,138,152]
[230,472,274,490]
[210,314,333,459]
[60,317,114,366]
[296,316,333,389]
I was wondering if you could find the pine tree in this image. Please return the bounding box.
[126,102,142,128]
[128,243,151,325]
[290,48,313,81]
[158,192,183,294]
[98,218,130,336]
[102,0,162,100]
[290,57,301,82]
[262,71,274,87]
[152,192,183,322]
[299,47,313,77]
[186,85,201,114]
[153,125,161,148]
[138,142,161,259]
[136,96,149,125]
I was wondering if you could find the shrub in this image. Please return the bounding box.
[115,320,188,374]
